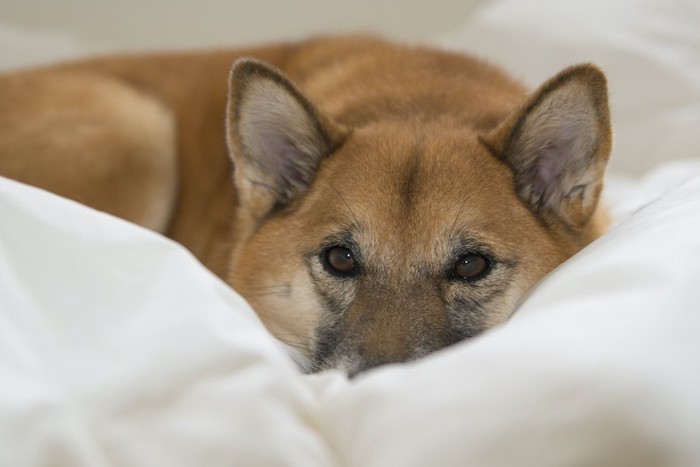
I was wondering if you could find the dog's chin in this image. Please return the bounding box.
[282,345,365,378]
[280,342,424,378]
[277,341,354,376]
[311,352,420,379]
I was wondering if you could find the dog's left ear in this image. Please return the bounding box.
[483,64,612,229]
[226,58,348,221]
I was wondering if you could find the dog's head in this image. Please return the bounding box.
[225,58,612,376]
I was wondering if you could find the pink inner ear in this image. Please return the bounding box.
[235,77,330,204]
[254,126,313,193]
[536,144,560,187]
[498,66,609,226]
[533,132,579,200]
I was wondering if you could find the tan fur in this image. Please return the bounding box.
[0,36,612,376]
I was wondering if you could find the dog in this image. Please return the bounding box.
[0,36,612,376]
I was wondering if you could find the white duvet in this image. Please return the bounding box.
[2,0,700,466]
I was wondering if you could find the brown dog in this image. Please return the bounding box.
[0,36,611,376]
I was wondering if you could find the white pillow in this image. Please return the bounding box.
[0,177,332,466]
[2,166,700,466]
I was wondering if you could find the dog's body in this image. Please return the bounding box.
[0,36,612,375]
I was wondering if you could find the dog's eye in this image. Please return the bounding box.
[453,253,490,281]
[323,246,358,276]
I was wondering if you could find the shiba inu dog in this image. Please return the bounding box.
[0,36,612,376]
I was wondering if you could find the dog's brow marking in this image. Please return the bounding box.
[400,143,423,216]
[448,200,468,245]
[329,182,361,227]
[477,135,500,160]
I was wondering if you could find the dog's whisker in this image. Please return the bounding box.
[242,283,293,298]
[244,290,291,298]
[277,340,310,352]
[274,333,321,346]
[245,283,291,292]
[329,182,361,227]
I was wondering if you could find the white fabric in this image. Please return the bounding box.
[0,178,333,466]
[2,0,700,465]
[2,165,700,466]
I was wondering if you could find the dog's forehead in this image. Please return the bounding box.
[308,125,531,257]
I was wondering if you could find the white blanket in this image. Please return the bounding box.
[2,0,700,465]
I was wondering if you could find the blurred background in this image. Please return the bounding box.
[0,0,485,66]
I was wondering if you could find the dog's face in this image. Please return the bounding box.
[225,60,612,376]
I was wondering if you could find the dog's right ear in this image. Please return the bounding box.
[482,64,612,230]
[226,59,348,223]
